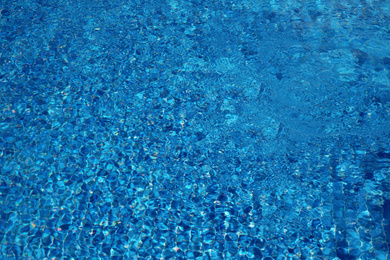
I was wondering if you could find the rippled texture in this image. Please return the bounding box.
[1,0,390,259]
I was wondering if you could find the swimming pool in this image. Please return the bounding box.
[1,0,390,259]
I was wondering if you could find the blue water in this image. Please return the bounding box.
[1,0,390,259]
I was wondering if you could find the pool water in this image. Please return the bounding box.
[1,0,390,259]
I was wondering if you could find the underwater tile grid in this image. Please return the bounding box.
[1,0,390,259]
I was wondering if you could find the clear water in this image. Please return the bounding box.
[1,0,390,259]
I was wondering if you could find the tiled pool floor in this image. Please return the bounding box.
[1,0,390,259]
